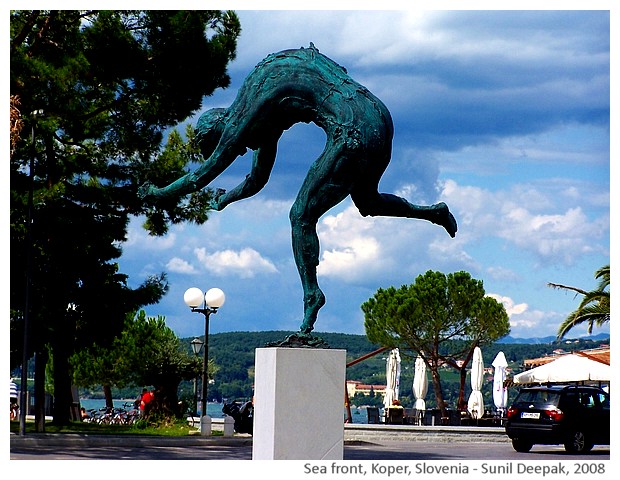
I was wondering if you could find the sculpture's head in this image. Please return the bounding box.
[195,108,227,158]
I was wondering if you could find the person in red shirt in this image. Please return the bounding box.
[139,388,154,415]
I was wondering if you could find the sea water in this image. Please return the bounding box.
[79,399,226,418]
[80,399,371,423]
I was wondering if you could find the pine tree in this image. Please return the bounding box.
[10,10,241,425]
[362,270,510,418]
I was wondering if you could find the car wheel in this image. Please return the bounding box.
[564,431,593,453]
[511,439,533,452]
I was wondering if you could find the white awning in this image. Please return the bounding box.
[513,354,610,384]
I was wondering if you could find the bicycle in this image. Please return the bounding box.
[10,403,19,421]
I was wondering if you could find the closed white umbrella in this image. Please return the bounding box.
[491,351,508,415]
[383,349,401,410]
[412,355,428,425]
[413,355,428,411]
[467,346,484,419]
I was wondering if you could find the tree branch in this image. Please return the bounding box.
[11,10,40,52]
[547,282,587,297]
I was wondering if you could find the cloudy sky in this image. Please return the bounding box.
[119,9,611,341]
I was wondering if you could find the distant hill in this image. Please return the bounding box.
[498,332,610,344]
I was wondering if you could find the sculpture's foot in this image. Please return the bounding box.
[264,332,330,349]
[433,202,458,238]
[300,291,325,332]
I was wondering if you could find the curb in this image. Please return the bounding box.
[10,433,253,448]
[343,424,511,443]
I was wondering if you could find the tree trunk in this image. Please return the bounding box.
[151,380,182,418]
[51,343,72,425]
[34,348,47,432]
[103,384,114,409]
[429,366,448,419]
[457,367,468,410]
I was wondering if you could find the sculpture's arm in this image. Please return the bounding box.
[138,143,238,202]
[138,171,202,202]
[210,141,278,211]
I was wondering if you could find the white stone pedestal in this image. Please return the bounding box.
[252,347,346,460]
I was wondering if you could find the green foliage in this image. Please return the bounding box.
[352,392,383,408]
[550,264,610,340]
[10,10,240,424]
[362,270,510,352]
[362,270,510,413]
[10,418,204,436]
[72,311,201,418]
[142,125,214,235]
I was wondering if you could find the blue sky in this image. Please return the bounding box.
[118,9,611,340]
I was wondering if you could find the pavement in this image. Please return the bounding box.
[10,424,610,462]
[9,422,509,451]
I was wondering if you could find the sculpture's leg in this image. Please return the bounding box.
[290,148,352,334]
[352,186,457,237]
[211,142,277,211]
[289,213,326,335]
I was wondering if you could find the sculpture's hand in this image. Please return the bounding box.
[207,188,227,211]
[137,181,159,201]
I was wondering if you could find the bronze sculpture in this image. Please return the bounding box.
[139,44,457,339]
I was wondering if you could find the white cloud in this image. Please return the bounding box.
[318,237,382,280]
[487,293,556,337]
[487,293,528,317]
[166,257,197,275]
[443,179,609,265]
[508,310,546,334]
[194,247,278,278]
[500,206,601,263]
[316,199,469,285]
[317,206,386,282]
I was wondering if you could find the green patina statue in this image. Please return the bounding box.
[139,44,457,343]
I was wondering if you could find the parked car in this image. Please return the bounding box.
[505,384,610,453]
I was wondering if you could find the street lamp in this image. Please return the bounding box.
[190,336,204,355]
[190,337,204,417]
[184,287,225,435]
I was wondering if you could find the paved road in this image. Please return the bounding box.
[345,441,610,461]
[10,440,610,461]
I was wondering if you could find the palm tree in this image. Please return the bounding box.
[548,265,610,340]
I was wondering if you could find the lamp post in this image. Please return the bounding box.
[190,337,204,418]
[184,287,225,435]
